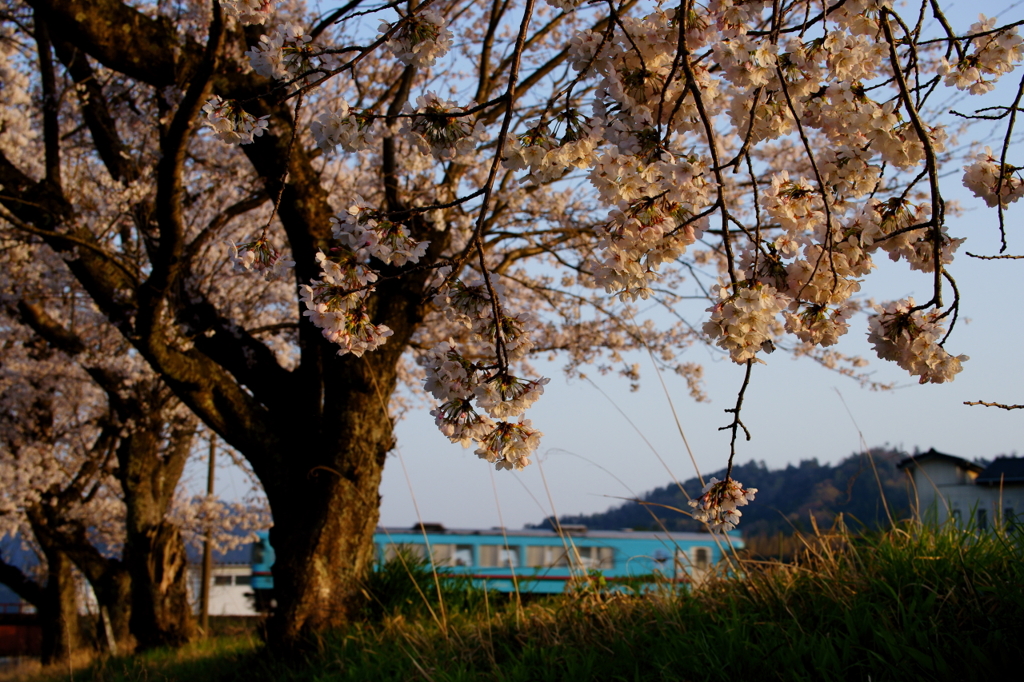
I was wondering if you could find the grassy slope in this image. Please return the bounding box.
[21,521,1023,682]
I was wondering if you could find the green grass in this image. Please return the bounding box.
[28,521,1024,682]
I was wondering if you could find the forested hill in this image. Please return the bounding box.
[532,449,921,541]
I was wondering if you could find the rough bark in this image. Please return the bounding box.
[27,501,134,651]
[263,364,398,644]
[37,548,82,664]
[118,421,195,648]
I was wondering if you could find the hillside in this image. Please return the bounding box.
[532,449,937,553]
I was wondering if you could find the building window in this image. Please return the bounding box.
[1005,508,1016,530]
[951,509,962,525]
[977,508,988,530]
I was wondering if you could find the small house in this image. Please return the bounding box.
[897,449,1023,529]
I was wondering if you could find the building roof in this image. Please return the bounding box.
[184,540,254,566]
[896,448,984,474]
[976,457,1024,485]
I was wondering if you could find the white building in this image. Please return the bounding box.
[187,542,259,617]
[897,449,1024,529]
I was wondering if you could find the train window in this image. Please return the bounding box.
[453,545,473,567]
[525,546,569,567]
[430,544,454,565]
[235,575,252,586]
[478,545,499,567]
[479,545,519,567]
[693,547,710,570]
[251,541,265,565]
[213,576,232,586]
[499,547,519,568]
[575,546,594,568]
[384,543,426,562]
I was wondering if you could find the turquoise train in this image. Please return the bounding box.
[250,524,741,599]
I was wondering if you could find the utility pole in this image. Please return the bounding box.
[199,434,216,635]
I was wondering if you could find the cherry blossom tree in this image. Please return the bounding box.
[1,0,1021,648]
[0,298,269,654]
[0,304,131,659]
[0,244,269,652]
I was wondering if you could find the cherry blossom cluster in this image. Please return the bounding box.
[939,16,1023,95]
[501,113,599,185]
[300,199,428,356]
[400,93,482,161]
[230,237,295,281]
[221,0,273,26]
[867,298,968,384]
[688,477,758,532]
[380,9,453,68]
[310,100,379,154]
[420,337,547,470]
[703,281,789,363]
[544,0,583,12]
[202,96,269,145]
[330,200,430,265]
[246,26,319,81]
[962,147,1024,208]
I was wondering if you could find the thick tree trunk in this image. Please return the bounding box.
[262,367,396,647]
[119,419,195,649]
[38,549,81,664]
[125,521,193,648]
[91,566,133,652]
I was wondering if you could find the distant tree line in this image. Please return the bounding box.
[532,449,974,557]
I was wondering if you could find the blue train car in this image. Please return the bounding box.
[251,524,741,600]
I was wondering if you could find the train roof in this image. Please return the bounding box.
[375,525,734,542]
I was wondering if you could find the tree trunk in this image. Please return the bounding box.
[125,521,193,648]
[262,365,396,648]
[91,565,133,652]
[38,549,81,664]
[118,417,195,649]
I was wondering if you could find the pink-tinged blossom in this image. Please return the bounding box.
[202,96,269,145]
[380,9,453,68]
[867,299,968,384]
[230,238,295,281]
[246,26,318,81]
[221,0,274,26]
[963,147,1024,208]
[688,477,758,532]
[704,282,789,363]
[474,419,543,471]
[938,17,1023,95]
[300,291,393,357]
[330,201,428,266]
[400,93,481,161]
[310,101,379,153]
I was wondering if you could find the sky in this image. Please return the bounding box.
[188,0,1024,532]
